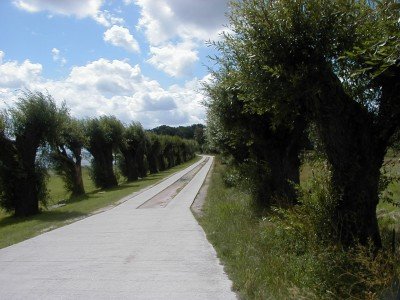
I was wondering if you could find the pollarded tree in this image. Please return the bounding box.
[146,132,162,174]
[50,117,87,197]
[157,136,167,171]
[0,112,17,212]
[0,91,65,216]
[84,116,124,189]
[135,124,149,178]
[119,122,148,181]
[162,137,175,169]
[205,75,306,207]
[226,0,400,247]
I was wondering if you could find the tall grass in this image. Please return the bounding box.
[199,158,399,299]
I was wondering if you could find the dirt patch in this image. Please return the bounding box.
[138,158,209,209]
[191,159,214,218]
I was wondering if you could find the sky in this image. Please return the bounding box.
[0,0,229,128]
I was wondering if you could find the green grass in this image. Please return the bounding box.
[200,159,313,299]
[47,168,98,206]
[300,154,400,214]
[199,158,399,299]
[0,156,201,249]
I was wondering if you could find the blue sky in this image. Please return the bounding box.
[0,0,228,128]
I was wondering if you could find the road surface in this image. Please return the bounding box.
[0,156,236,299]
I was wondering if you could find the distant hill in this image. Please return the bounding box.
[149,124,205,140]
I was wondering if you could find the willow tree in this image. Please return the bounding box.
[51,117,86,197]
[0,92,65,216]
[119,122,148,182]
[225,0,399,247]
[146,133,162,174]
[205,76,306,207]
[85,116,124,189]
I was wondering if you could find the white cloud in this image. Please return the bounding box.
[51,48,59,59]
[0,51,4,64]
[148,42,198,77]
[0,55,205,128]
[0,59,43,89]
[104,26,140,53]
[13,0,103,18]
[92,10,124,27]
[13,0,123,27]
[135,0,229,45]
[135,0,228,77]
[51,48,67,66]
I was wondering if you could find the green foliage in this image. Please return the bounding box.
[150,124,205,139]
[379,158,400,207]
[207,0,400,247]
[296,159,338,243]
[118,122,146,181]
[221,165,241,188]
[200,158,399,299]
[84,116,124,189]
[11,91,67,146]
[0,91,66,216]
[0,88,200,216]
[84,116,124,151]
[50,117,86,196]
[342,1,399,80]
[146,132,162,174]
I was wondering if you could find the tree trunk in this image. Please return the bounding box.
[71,161,85,197]
[53,147,86,197]
[136,149,147,178]
[91,147,118,189]
[330,158,382,248]
[121,148,139,182]
[14,175,39,217]
[250,115,305,207]
[148,155,158,174]
[14,137,40,217]
[103,149,118,188]
[311,68,383,248]
[267,146,301,206]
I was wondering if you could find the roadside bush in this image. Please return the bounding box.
[221,165,241,188]
[268,160,400,298]
[202,157,399,299]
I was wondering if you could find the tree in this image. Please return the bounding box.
[205,76,306,207]
[119,122,151,181]
[194,126,205,152]
[0,91,65,216]
[223,0,400,247]
[50,117,86,197]
[146,133,162,174]
[84,116,124,189]
[150,124,205,139]
[135,124,149,178]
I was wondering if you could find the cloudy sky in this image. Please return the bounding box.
[0,0,228,128]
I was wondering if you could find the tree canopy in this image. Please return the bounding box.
[206,0,400,248]
[0,92,66,216]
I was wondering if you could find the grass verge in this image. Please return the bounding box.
[0,156,201,249]
[199,157,399,299]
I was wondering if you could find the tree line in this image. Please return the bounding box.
[205,0,399,249]
[151,124,206,152]
[0,91,198,217]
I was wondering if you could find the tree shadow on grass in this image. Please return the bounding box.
[0,210,87,227]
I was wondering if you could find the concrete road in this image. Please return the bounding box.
[0,156,236,299]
